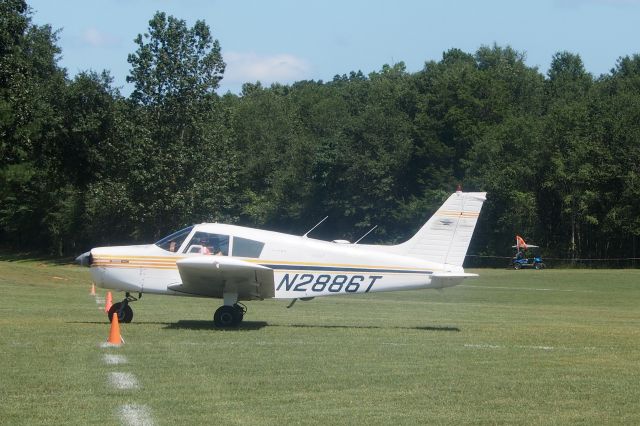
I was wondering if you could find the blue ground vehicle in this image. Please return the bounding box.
[511,245,546,270]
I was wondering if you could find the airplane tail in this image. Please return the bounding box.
[392,191,487,267]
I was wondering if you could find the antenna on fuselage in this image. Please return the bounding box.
[354,225,378,244]
[302,216,328,238]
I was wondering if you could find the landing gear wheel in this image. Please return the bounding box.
[214,305,239,327]
[108,302,134,323]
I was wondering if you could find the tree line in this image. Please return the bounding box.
[2,1,639,263]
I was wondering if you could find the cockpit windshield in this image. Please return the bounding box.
[185,232,229,255]
[155,226,194,252]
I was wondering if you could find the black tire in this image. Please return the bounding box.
[214,305,238,327]
[535,263,546,270]
[233,305,244,324]
[514,263,522,270]
[108,302,134,323]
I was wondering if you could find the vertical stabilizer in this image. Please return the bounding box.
[396,191,486,266]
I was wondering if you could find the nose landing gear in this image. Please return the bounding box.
[107,292,141,323]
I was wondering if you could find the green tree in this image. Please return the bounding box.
[0,0,68,252]
[594,55,640,259]
[336,63,416,242]
[127,12,224,108]
[231,82,314,229]
[125,12,235,239]
[540,52,596,259]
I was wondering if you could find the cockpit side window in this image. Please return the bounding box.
[185,231,229,256]
[232,237,265,258]
[155,226,194,252]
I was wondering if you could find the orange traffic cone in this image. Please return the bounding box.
[104,291,113,313]
[90,283,96,296]
[107,310,123,346]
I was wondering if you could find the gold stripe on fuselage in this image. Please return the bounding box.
[91,256,439,273]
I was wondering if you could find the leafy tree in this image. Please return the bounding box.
[3,1,640,264]
[123,12,236,240]
[540,52,596,259]
[127,12,224,108]
[231,82,314,229]
[594,55,640,258]
[0,0,68,252]
[56,71,120,187]
[337,63,416,242]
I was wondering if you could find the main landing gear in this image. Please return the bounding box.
[107,292,140,324]
[213,292,246,327]
[213,303,247,327]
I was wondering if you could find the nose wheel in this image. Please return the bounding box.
[108,302,133,323]
[107,292,140,323]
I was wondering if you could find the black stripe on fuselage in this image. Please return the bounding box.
[259,264,433,274]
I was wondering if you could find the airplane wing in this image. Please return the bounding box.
[168,256,275,300]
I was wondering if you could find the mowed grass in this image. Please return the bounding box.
[1,261,639,425]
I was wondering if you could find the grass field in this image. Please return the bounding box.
[1,260,639,425]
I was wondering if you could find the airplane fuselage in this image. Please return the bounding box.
[79,190,486,326]
[89,223,464,300]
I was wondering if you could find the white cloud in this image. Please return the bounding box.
[223,51,311,85]
[82,27,121,48]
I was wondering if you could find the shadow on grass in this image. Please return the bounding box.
[413,325,460,332]
[165,320,269,331]
[162,321,459,332]
[69,320,459,332]
[281,324,460,332]
[67,320,268,331]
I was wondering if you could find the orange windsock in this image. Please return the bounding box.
[107,310,123,345]
[90,283,96,296]
[104,291,113,313]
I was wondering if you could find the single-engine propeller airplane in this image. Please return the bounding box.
[76,189,486,327]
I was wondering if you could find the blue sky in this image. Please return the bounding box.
[28,0,640,95]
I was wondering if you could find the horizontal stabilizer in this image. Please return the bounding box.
[431,272,479,279]
[429,271,478,289]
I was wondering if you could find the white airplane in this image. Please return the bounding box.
[76,190,486,327]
